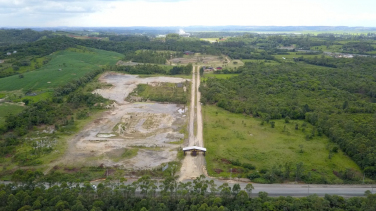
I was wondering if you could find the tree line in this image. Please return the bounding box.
[0,173,375,211]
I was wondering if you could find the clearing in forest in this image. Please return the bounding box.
[203,105,362,183]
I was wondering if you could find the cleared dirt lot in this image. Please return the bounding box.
[53,72,189,169]
[169,55,222,65]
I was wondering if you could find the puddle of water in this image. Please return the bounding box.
[97,133,117,138]
[178,108,187,114]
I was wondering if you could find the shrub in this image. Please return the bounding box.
[248,172,261,180]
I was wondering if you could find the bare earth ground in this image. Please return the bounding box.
[169,56,222,65]
[47,72,189,171]
[179,66,206,181]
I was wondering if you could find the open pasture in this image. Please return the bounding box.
[203,105,361,183]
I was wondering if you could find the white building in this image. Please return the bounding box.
[179,29,190,37]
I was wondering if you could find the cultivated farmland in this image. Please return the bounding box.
[0,48,123,92]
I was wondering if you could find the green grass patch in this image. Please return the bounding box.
[0,48,122,92]
[0,103,24,126]
[121,148,139,159]
[169,139,184,145]
[129,81,190,104]
[20,92,52,103]
[42,166,107,182]
[131,145,163,151]
[203,105,361,183]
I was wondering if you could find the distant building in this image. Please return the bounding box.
[216,67,223,70]
[156,35,166,38]
[13,51,17,54]
[6,52,11,56]
[178,29,190,37]
[0,60,3,64]
[204,67,214,72]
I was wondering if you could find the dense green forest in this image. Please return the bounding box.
[201,58,376,179]
[123,50,184,64]
[0,175,375,211]
[0,29,53,46]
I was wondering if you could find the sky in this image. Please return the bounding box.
[1,0,376,27]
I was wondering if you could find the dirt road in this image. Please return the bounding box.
[179,66,206,181]
[196,66,203,148]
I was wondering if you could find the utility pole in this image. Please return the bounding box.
[230,168,232,180]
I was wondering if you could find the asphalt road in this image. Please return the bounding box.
[1,179,373,197]
[177,179,375,197]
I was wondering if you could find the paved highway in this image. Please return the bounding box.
[177,179,375,197]
[1,177,374,197]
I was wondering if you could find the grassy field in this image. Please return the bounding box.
[203,105,362,183]
[129,81,190,104]
[0,103,24,126]
[0,48,123,92]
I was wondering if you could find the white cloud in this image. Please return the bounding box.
[0,0,376,27]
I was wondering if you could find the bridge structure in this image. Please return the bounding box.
[183,146,206,156]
